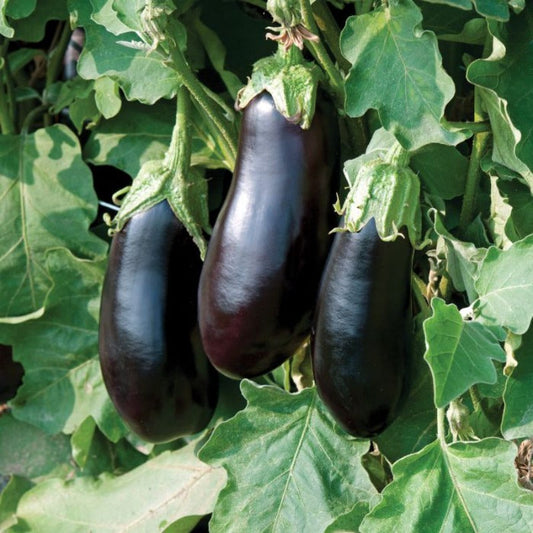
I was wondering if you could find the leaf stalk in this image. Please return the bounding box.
[0,39,15,134]
[437,407,447,445]
[167,43,237,170]
[164,85,192,181]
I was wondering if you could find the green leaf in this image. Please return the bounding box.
[467,10,533,186]
[434,212,487,302]
[437,18,487,45]
[487,175,513,249]
[110,0,144,33]
[0,0,14,38]
[419,0,471,10]
[9,0,67,42]
[341,0,466,150]
[70,416,96,469]
[411,144,468,200]
[0,125,107,321]
[199,381,378,533]
[361,438,533,532]
[498,179,533,241]
[423,298,506,408]
[0,412,73,481]
[475,87,533,191]
[420,0,512,20]
[71,0,180,105]
[0,248,125,440]
[5,0,37,20]
[11,441,226,533]
[69,92,101,132]
[0,476,33,532]
[474,234,533,334]
[84,100,226,178]
[94,77,122,119]
[90,0,132,35]
[471,0,512,20]
[502,326,533,439]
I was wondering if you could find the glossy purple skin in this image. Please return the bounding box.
[99,200,217,442]
[0,344,23,403]
[198,92,339,379]
[312,219,412,438]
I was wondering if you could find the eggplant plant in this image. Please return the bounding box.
[0,1,532,532]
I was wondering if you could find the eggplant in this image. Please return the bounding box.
[312,219,412,438]
[0,344,23,403]
[99,200,217,442]
[198,91,339,379]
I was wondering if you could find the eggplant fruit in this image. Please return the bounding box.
[99,200,217,442]
[198,91,339,379]
[0,344,23,403]
[312,219,412,438]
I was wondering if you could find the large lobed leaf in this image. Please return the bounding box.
[467,7,533,189]
[199,381,378,533]
[0,125,107,321]
[0,248,125,441]
[361,438,533,532]
[434,212,488,303]
[8,441,226,533]
[84,100,227,179]
[0,413,73,482]
[474,234,533,334]
[70,0,180,105]
[502,326,533,439]
[424,298,506,408]
[340,0,466,150]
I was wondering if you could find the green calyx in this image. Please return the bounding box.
[336,142,421,246]
[236,46,323,128]
[108,88,210,259]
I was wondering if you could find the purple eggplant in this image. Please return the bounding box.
[312,219,412,438]
[99,200,217,442]
[198,91,339,378]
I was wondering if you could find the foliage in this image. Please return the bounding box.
[0,0,532,531]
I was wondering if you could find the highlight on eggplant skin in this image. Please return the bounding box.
[98,200,218,443]
[311,219,413,438]
[198,91,339,379]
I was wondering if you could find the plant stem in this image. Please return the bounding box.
[299,0,368,155]
[164,85,192,179]
[448,120,490,134]
[311,0,350,72]
[411,273,430,316]
[0,39,15,134]
[458,37,492,235]
[457,89,489,235]
[168,45,237,170]
[46,22,71,88]
[43,22,72,127]
[437,407,447,444]
[469,385,482,412]
[299,0,344,103]
[21,104,48,134]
